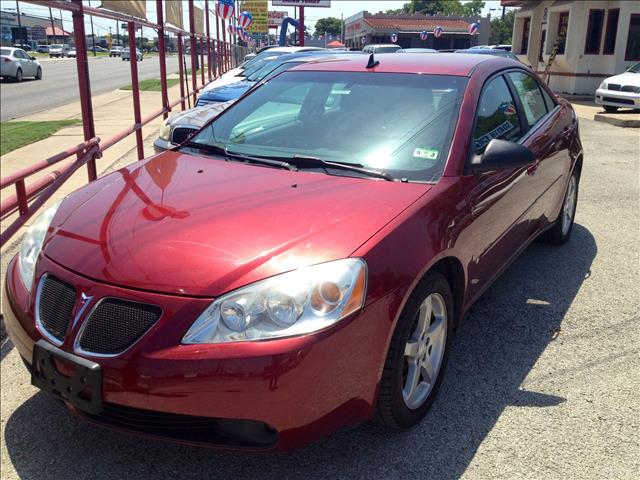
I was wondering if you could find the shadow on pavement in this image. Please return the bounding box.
[4,224,596,480]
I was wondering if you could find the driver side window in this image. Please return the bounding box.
[473,76,522,154]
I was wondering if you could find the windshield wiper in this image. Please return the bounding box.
[183,141,295,171]
[288,154,395,181]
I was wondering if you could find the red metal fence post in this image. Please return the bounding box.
[215,6,221,77]
[127,21,144,160]
[156,0,169,119]
[299,7,305,47]
[177,32,186,110]
[205,0,212,81]
[221,15,228,72]
[71,0,97,181]
[188,0,197,104]
[200,37,205,86]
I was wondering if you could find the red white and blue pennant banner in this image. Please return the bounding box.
[217,0,235,21]
[361,36,366,45]
[433,26,444,38]
[468,22,480,35]
[420,30,428,41]
[390,33,397,43]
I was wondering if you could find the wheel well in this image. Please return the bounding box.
[429,257,465,328]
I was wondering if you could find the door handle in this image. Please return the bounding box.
[527,161,540,175]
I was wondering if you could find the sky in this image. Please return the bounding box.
[5,0,508,39]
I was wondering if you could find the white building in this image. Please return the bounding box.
[505,0,640,94]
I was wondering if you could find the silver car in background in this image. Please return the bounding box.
[49,44,70,57]
[121,47,143,61]
[1,47,42,82]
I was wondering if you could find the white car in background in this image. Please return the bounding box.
[595,63,640,112]
[121,47,143,61]
[0,47,42,82]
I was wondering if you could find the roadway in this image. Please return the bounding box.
[0,55,181,121]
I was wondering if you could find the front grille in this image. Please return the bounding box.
[621,85,640,93]
[602,96,635,105]
[607,83,621,91]
[37,275,76,342]
[171,127,197,145]
[82,402,278,447]
[78,299,161,355]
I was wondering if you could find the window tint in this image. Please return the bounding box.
[541,88,556,112]
[625,14,640,61]
[557,12,569,55]
[603,9,619,55]
[585,9,605,54]
[521,17,531,54]
[473,76,522,154]
[508,72,548,126]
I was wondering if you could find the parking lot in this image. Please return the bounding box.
[1,115,638,479]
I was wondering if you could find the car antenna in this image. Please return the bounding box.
[366,53,379,69]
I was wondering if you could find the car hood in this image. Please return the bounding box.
[198,80,253,101]
[605,72,640,87]
[167,101,236,128]
[45,151,429,297]
[202,69,246,91]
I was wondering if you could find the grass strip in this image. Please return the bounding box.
[0,119,81,156]
[121,78,180,91]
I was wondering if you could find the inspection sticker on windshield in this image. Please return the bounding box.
[413,147,439,161]
[330,89,351,95]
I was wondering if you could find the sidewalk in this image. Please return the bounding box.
[0,79,188,250]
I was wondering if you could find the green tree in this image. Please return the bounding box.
[313,17,344,37]
[462,0,485,16]
[489,10,514,45]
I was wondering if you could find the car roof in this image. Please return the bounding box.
[266,46,325,53]
[456,48,510,55]
[366,44,400,48]
[290,52,514,77]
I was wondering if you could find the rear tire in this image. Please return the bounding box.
[544,169,579,245]
[15,68,22,82]
[375,271,453,429]
[603,105,618,113]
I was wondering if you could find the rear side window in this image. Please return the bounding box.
[508,72,548,126]
[473,76,522,154]
[1,48,11,56]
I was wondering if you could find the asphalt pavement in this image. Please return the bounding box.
[0,118,638,479]
[0,55,180,121]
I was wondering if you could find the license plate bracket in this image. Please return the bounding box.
[31,340,103,415]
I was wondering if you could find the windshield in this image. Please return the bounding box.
[188,71,466,182]
[375,46,401,53]
[627,63,640,73]
[241,50,287,70]
[51,44,63,48]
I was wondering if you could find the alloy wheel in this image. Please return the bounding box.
[402,293,447,410]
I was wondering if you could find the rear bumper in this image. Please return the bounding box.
[3,255,393,451]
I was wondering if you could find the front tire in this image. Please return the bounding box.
[15,68,22,82]
[375,271,453,429]
[35,67,42,80]
[545,169,579,245]
[603,105,618,113]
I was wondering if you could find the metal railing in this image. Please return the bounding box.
[1,0,247,246]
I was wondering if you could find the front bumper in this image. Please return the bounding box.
[595,88,640,109]
[3,255,393,451]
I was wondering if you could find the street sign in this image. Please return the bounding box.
[272,0,331,7]
[268,11,287,28]
[240,1,268,33]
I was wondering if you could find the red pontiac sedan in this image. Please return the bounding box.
[3,54,582,451]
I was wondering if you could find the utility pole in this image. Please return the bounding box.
[15,1,24,45]
[88,0,96,56]
[48,6,56,44]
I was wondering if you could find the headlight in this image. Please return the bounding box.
[159,121,171,141]
[18,200,61,292]
[599,82,607,90]
[182,258,367,344]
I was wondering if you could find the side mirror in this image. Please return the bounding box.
[30,56,36,60]
[471,139,536,173]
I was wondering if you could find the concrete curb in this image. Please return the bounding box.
[594,114,640,128]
